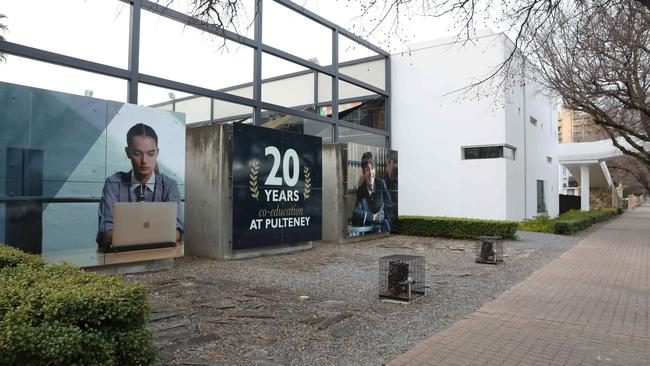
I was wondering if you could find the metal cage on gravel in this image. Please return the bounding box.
[379,255,425,302]
[475,236,504,264]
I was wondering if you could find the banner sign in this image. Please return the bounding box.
[232,123,322,250]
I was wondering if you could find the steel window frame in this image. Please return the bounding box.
[0,0,391,144]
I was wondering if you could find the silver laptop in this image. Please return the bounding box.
[112,202,177,250]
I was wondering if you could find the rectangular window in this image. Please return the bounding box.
[537,180,547,213]
[463,145,516,160]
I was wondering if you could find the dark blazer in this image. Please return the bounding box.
[352,178,393,230]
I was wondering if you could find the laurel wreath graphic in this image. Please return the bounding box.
[249,160,260,200]
[303,166,311,200]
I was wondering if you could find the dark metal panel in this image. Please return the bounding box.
[253,0,263,125]
[385,55,391,148]
[4,148,44,254]
[0,41,131,79]
[128,0,142,103]
[331,29,339,142]
[313,71,318,111]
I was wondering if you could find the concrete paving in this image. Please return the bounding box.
[389,205,650,366]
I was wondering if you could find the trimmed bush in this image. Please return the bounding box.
[553,217,593,234]
[519,209,619,235]
[519,216,555,233]
[398,216,518,239]
[0,244,46,269]
[0,244,156,366]
[601,207,622,215]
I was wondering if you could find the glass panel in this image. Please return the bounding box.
[262,53,315,113]
[464,146,504,159]
[138,83,191,108]
[174,96,212,124]
[213,99,253,123]
[338,126,386,148]
[338,97,385,130]
[0,56,127,102]
[263,0,331,65]
[537,180,546,213]
[318,73,333,105]
[338,34,380,64]
[261,110,332,142]
[3,0,130,68]
[339,58,386,91]
[41,202,104,267]
[140,11,254,94]
[339,79,376,101]
[0,82,108,260]
[160,0,256,36]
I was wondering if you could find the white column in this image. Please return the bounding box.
[581,164,590,211]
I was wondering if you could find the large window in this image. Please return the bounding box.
[462,145,516,160]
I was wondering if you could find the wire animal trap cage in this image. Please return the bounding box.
[475,236,504,264]
[379,255,425,302]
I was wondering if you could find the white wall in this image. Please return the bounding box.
[521,77,559,218]
[391,32,511,220]
[392,32,559,220]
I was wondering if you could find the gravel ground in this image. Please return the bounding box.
[129,227,602,366]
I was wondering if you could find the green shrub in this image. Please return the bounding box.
[553,217,593,234]
[519,209,618,235]
[0,246,157,366]
[557,209,614,223]
[519,216,555,233]
[0,244,46,269]
[398,216,518,239]
[601,207,622,215]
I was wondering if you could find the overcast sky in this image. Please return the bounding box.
[0,0,497,105]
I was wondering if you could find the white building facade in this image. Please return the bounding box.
[391,32,559,220]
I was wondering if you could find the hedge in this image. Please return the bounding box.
[398,216,519,239]
[0,244,157,366]
[519,215,555,233]
[553,209,616,234]
[0,244,46,269]
[520,209,619,235]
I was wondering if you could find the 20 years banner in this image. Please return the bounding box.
[232,123,322,250]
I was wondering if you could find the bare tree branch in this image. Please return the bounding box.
[0,14,7,62]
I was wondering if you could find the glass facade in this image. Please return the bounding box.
[338,126,386,148]
[261,110,333,142]
[0,0,389,147]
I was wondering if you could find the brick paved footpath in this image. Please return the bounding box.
[389,205,650,366]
